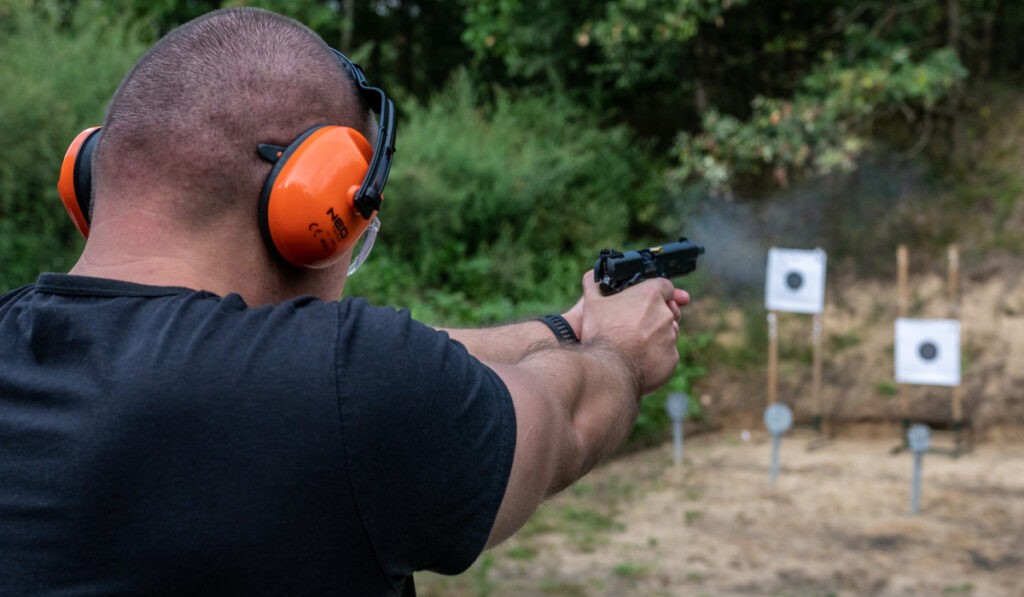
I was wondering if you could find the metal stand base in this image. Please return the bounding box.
[794,414,833,451]
[890,418,912,455]
[892,418,972,458]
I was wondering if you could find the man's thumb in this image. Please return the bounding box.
[581,269,601,298]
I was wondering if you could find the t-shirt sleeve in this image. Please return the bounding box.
[333,298,516,577]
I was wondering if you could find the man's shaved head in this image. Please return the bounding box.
[93,8,371,227]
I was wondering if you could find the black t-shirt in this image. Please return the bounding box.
[0,274,516,596]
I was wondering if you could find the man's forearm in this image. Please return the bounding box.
[440,316,577,364]
[518,340,642,487]
[483,339,641,546]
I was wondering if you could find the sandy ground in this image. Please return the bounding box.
[418,432,1024,596]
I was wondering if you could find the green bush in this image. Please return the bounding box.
[0,0,148,291]
[345,73,665,325]
[628,330,713,447]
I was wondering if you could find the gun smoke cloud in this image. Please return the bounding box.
[674,152,934,298]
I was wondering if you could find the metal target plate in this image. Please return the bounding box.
[665,392,688,422]
[763,403,794,435]
[907,424,932,453]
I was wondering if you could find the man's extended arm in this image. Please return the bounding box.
[437,300,582,364]
[437,321,571,364]
[481,274,688,547]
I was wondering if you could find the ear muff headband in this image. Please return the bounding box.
[57,126,101,238]
[258,125,375,269]
[330,49,396,219]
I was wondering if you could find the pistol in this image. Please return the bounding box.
[594,238,705,295]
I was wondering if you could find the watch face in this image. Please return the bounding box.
[665,393,688,421]
[763,403,793,435]
[907,424,932,452]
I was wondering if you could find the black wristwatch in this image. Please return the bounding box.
[538,314,580,344]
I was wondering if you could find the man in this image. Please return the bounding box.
[0,7,689,596]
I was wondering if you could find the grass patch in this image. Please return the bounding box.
[538,581,589,596]
[612,562,649,579]
[875,380,900,396]
[563,507,624,533]
[505,545,538,561]
[472,554,495,596]
[569,482,594,498]
[828,331,862,351]
[684,510,703,524]
[943,583,973,594]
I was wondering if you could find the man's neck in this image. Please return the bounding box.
[70,211,269,304]
[71,207,348,305]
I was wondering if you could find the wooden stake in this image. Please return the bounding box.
[897,245,910,417]
[897,245,909,317]
[812,312,823,418]
[767,311,778,405]
[949,245,964,421]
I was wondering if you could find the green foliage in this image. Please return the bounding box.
[629,331,713,445]
[461,0,594,86]
[611,561,649,579]
[585,0,749,90]
[345,74,664,326]
[875,380,899,396]
[675,43,968,192]
[0,0,148,291]
[829,331,861,351]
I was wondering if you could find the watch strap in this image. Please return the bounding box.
[539,314,580,344]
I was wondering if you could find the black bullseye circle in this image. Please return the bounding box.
[785,271,804,290]
[918,341,939,361]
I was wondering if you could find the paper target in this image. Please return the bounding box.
[895,318,961,387]
[765,248,827,314]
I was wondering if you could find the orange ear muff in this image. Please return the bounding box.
[258,125,376,269]
[57,126,102,238]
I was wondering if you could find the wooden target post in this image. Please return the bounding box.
[897,246,910,416]
[764,247,829,446]
[948,245,969,454]
[891,244,970,457]
[812,312,824,434]
[895,245,911,449]
[767,311,778,405]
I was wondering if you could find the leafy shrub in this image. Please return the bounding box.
[345,73,665,325]
[0,0,148,291]
[674,42,968,192]
[628,330,713,446]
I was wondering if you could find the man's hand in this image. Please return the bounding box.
[577,270,689,396]
[481,270,693,547]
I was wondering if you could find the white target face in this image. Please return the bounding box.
[895,318,961,387]
[765,248,827,314]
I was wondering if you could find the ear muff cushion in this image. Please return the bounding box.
[57,126,102,238]
[259,126,375,269]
